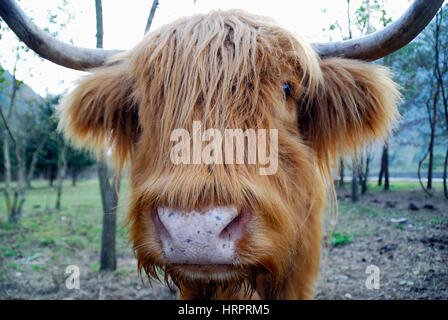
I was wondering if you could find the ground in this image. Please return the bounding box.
[316,184,448,299]
[0,180,447,300]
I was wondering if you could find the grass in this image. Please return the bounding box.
[366,180,444,191]
[428,217,448,225]
[330,232,353,246]
[1,179,129,213]
[0,179,133,283]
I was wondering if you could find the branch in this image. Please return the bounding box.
[144,0,159,34]
[0,105,23,184]
[95,0,103,49]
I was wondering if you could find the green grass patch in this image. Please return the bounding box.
[7,262,20,271]
[91,262,100,272]
[2,249,21,257]
[331,232,353,246]
[367,181,443,191]
[114,268,130,276]
[428,217,448,225]
[31,264,45,271]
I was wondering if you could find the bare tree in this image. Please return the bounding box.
[417,12,444,195]
[346,0,359,203]
[351,157,359,203]
[377,58,391,191]
[346,0,352,40]
[412,6,448,196]
[376,4,393,192]
[26,135,48,188]
[444,147,448,199]
[339,156,345,187]
[55,137,67,210]
[93,0,121,272]
[426,85,439,190]
[418,81,439,196]
[1,53,27,223]
[378,142,390,190]
[359,146,373,194]
[433,7,448,199]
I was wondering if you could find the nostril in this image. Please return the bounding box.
[220,215,241,239]
[219,207,250,242]
[153,208,171,240]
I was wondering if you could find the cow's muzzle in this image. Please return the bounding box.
[153,205,250,265]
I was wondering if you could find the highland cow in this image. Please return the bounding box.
[0,0,443,300]
[60,11,400,299]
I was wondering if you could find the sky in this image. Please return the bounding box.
[0,0,431,96]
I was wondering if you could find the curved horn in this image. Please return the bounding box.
[313,0,444,61]
[0,0,122,70]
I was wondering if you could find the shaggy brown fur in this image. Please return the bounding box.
[58,10,400,299]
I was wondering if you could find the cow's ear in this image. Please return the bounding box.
[58,61,139,166]
[298,57,400,164]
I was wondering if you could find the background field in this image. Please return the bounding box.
[1,179,446,300]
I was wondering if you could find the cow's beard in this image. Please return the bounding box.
[139,260,271,299]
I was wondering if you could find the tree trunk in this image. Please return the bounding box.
[95,0,103,49]
[95,0,119,271]
[3,133,12,214]
[361,153,370,194]
[26,136,48,189]
[72,170,79,187]
[383,143,390,191]
[346,0,352,40]
[351,157,359,203]
[3,80,18,216]
[339,156,345,187]
[442,152,448,188]
[6,141,26,224]
[378,144,386,186]
[49,169,55,187]
[98,158,119,271]
[427,84,439,190]
[427,131,435,190]
[55,142,67,210]
[428,10,445,192]
[434,9,447,198]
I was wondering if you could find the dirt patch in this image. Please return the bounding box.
[315,188,448,299]
[0,255,176,300]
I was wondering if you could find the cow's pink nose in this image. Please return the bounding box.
[154,206,248,264]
